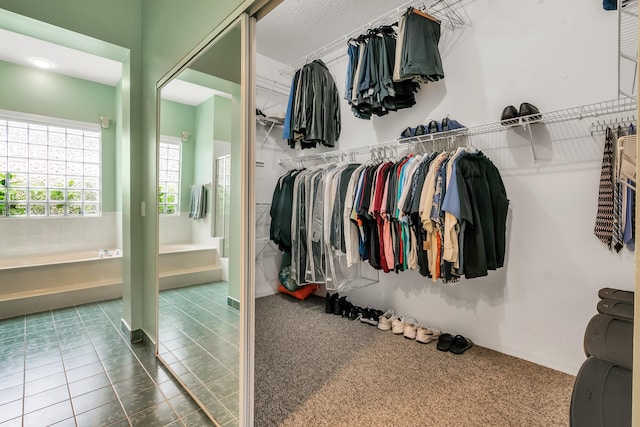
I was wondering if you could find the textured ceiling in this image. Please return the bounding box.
[256,0,412,66]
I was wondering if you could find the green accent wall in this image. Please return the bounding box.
[0,59,117,212]
[214,97,232,142]
[160,100,196,140]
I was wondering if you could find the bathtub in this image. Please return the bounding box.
[0,245,222,319]
[0,250,123,320]
[158,244,222,290]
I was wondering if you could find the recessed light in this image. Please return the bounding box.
[31,58,52,69]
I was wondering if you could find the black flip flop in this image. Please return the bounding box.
[436,333,454,352]
[449,335,473,354]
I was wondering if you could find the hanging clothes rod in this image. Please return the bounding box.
[278,97,638,168]
[589,116,637,134]
[280,0,469,76]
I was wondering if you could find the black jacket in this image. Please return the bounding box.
[289,60,341,148]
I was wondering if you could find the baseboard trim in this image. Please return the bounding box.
[227,296,240,310]
[120,319,144,344]
[255,286,278,299]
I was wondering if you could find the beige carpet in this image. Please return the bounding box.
[254,294,575,427]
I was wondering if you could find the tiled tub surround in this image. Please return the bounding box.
[0,244,222,319]
[0,299,215,427]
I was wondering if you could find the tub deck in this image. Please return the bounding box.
[0,245,222,319]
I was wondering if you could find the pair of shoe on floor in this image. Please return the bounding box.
[377,310,441,344]
[401,117,465,139]
[325,293,359,319]
[324,293,384,324]
[501,102,541,125]
[437,333,473,354]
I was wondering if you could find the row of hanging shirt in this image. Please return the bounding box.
[271,145,509,289]
[594,124,636,252]
[345,7,445,120]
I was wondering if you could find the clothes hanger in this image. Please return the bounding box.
[409,6,441,24]
[430,0,466,29]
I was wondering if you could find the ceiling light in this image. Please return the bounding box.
[31,58,52,69]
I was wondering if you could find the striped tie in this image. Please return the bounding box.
[594,128,615,248]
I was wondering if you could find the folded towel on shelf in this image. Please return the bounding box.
[188,184,207,220]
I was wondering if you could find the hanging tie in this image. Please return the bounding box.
[612,126,625,252]
[594,128,615,249]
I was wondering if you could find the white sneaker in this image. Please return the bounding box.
[377,309,394,331]
[403,318,418,339]
[391,314,406,334]
[416,326,441,344]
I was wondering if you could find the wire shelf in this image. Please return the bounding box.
[280,0,469,76]
[278,98,638,168]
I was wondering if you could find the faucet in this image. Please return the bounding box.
[97,249,120,257]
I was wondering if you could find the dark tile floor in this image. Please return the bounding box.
[0,298,216,426]
[158,282,239,427]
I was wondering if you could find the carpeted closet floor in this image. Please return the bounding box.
[254,294,575,427]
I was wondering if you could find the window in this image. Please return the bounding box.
[0,111,101,217]
[158,137,181,215]
[215,155,231,257]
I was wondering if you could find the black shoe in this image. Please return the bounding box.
[366,310,383,326]
[334,296,346,315]
[427,120,440,134]
[348,306,362,321]
[400,127,414,138]
[360,308,371,323]
[442,117,450,131]
[326,293,338,314]
[500,105,519,126]
[415,124,427,136]
[341,301,353,317]
[518,102,541,121]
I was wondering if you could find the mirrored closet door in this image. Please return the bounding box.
[155,14,253,425]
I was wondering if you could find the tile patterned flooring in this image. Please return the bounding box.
[0,282,238,427]
[158,282,240,427]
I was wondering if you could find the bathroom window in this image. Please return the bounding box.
[215,155,231,257]
[159,137,181,216]
[0,111,101,217]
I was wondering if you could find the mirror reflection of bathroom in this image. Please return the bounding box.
[156,22,241,424]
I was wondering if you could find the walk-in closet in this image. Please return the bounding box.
[253,0,638,425]
[0,0,637,426]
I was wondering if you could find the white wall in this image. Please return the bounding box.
[254,53,291,297]
[256,0,630,375]
[159,214,192,246]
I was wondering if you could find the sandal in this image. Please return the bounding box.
[449,335,473,354]
[436,333,454,351]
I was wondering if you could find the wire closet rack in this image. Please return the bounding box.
[619,0,638,98]
[280,0,469,76]
[278,97,638,168]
